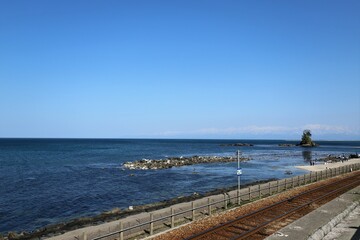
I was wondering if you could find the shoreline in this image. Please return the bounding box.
[296,158,360,172]
[4,179,276,239]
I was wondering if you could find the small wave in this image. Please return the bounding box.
[87,163,118,169]
[25,177,36,181]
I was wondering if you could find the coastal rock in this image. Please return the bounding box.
[317,154,353,162]
[123,155,250,170]
[296,143,318,147]
[278,144,295,147]
[221,143,254,147]
[7,232,19,239]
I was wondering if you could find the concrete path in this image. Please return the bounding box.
[322,205,360,240]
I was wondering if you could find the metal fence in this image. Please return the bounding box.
[77,163,360,240]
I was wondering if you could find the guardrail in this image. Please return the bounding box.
[78,163,360,240]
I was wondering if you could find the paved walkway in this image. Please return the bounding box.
[322,205,360,240]
[296,158,360,172]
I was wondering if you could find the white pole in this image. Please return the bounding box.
[237,150,241,205]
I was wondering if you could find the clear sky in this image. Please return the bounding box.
[0,0,359,140]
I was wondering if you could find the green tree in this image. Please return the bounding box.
[301,129,311,143]
[300,129,315,146]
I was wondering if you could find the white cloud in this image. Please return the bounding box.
[302,124,351,134]
[157,124,359,137]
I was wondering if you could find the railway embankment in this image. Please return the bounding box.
[42,162,360,240]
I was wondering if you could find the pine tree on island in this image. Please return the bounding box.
[298,129,317,147]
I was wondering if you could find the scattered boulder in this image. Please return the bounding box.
[221,143,254,147]
[349,153,360,159]
[278,144,295,147]
[7,232,18,239]
[317,154,353,162]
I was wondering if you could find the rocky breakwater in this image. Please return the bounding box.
[123,155,250,170]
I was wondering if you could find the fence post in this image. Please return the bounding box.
[277,180,280,193]
[119,221,124,240]
[285,179,287,190]
[150,213,154,235]
[258,184,261,199]
[192,202,195,220]
[268,182,271,195]
[208,198,211,216]
[223,194,227,209]
[249,187,251,201]
[297,175,300,187]
[171,208,175,228]
[291,177,294,188]
[81,232,87,240]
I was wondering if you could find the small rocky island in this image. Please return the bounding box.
[297,129,318,147]
[123,155,250,170]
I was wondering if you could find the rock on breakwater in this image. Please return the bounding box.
[123,155,250,170]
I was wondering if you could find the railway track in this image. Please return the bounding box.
[185,172,360,240]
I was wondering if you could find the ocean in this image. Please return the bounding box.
[0,138,359,234]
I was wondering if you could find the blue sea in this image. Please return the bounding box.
[0,138,359,234]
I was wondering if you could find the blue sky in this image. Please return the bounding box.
[0,0,359,140]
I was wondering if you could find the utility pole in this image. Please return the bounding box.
[236,150,242,205]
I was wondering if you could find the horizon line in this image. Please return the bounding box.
[0,137,359,141]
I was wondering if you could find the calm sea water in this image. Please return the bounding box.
[0,139,359,233]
